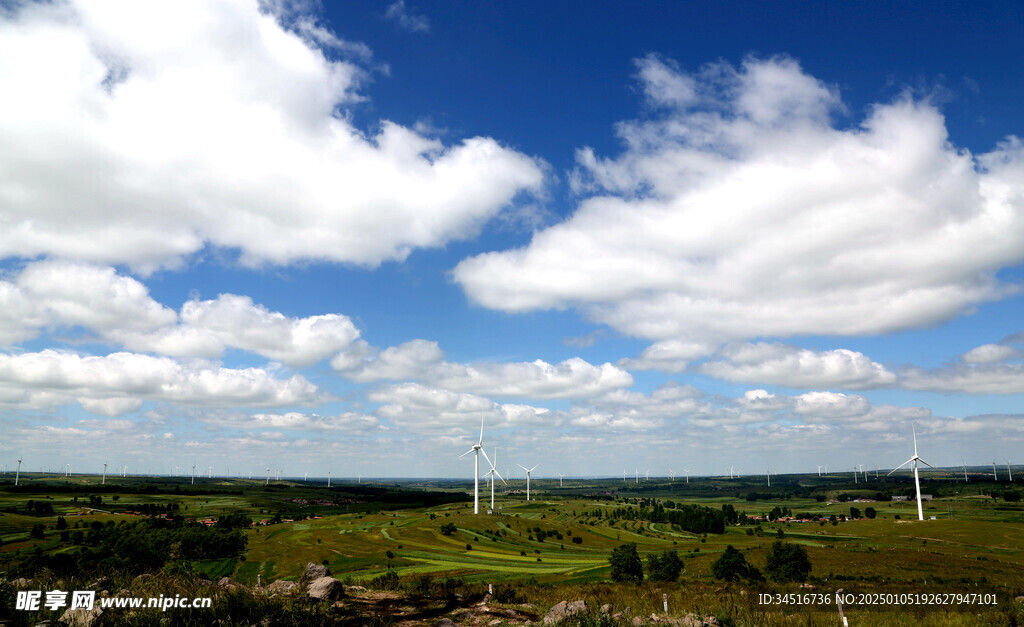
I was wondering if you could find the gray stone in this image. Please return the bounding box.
[600,604,613,615]
[266,579,298,594]
[543,600,587,625]
[307,576,345,601]
[303,562,330,582]
[58,607,103,627]
[433,619,457,627]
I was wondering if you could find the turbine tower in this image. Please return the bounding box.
[887,425,934,521]
[327,471,331,488]
[191,463,196,485]
[518,464,538,501]
[559,473,565,487]
[1005,458,1014,482]
[15,457,22,487]
[65,463,71,477]
[992,461,998,481]
[484,449,506,512]
[459,416,493,514]
[683,469,689,484]
[102,462,107,485]
[816,465,823,476]
[266,467,270,486]
[961,457,969,482]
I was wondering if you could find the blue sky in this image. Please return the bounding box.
[2,0,1024,479]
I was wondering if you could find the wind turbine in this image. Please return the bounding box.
[327,471,331,488]
[15,457,22,486]
[683,469,689,484]
[886,425,934,521]
[1005,458,1014,482]
[634,469,638,484]
[623,470,626,482]
[669,469,675,481]
[459,417,493,514]
[816,465,823,476]
[65,463,71,477]
[766,468,771,487]
[102,462,107,485]
[559,473,565,487]
[518,464,538,501]
[483,449,506,512]
[992,461,998,481]
[191,463,196,485]
[174,465,180,477]
[853,466,858,484]
[961,457,969,482]
[266,467,271,486]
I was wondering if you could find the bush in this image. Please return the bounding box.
[370,569,400,590]
[609,543,643,584]
[572,536,583,544]
[712,545,761,582]
[764,541,812,583]
[440,523,457,535]
[647,549,684,582]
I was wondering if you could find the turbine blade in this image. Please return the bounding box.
[478,416,484,445]
[530,464,539,472]
[480,448,494,470]
[886,458,914,476]
[517,464,529,472]
[495,469,507,484]
[917,458,935,469]
[458,448,475,459]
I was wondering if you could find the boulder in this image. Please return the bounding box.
[266,580,298,594]
[543,600,587,625]
[303,562,330,582]
[600,603,613,615]
[307,576,345,601]
[58,607,103,627]
[433,619,457,627]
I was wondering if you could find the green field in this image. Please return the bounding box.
[3,472,1024,625]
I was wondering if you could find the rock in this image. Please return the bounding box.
[266,580,298,594]
[218,577,236,588]
[600,604,613,615]
[307,576,345,601]
[87,577,110,591]
[488,620,503,626]
[632,617,645,626]
[58,607,103,627]
[612,613,624,621]
[1016,596,1024,603]
[650,613,662,622]
[303,562,330,582]
[543,600,588,625]
[434,619,457,627]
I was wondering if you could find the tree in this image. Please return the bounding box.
[647,549,684,582]
[56,516,68,531]
[849,506,861,519]
[440,523,457,536]
[609,543,644,584]
[712,545,761,582]
[764,541,812,583]
[864,507,877,519]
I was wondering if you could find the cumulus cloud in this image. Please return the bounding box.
[335,340,633,399]
[0,0,541,270]
[245,411,379,433]
[0,261,363,367]
[699,342,896,389]
[619,340,718,372]
[0,350,328,414]
[368,382,552,431]
[962,343,1019,364]
[454,55,1024,343]
[901,363,1024,394]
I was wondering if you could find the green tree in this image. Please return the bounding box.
[711,545,761,582]
[864,507,877,519]
[440,523,457,536]
[609,543,644,584]
[849,506,861,519]
[56,516,68,531]
[764,541,812,583]
[647,549,684,582]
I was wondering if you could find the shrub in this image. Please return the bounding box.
[572,536,583,544]
[647,550,684,582]
[764,541,812,583]
[370,569,400,590]
[609,543,643,584]
[712,545,761,582]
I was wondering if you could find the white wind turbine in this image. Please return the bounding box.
[483,449,506,512]
[683,469,690,484]
[635,469,639,484]
[266,467,271,486]
[15,457,22,486]
[65,464,71,477]
[1005,458,1014,482]
[191,463,196,485]
[816,465,823,476]
[887,425,934,521]
[853,466,858,484]
[459,417,493,514]
[992,460,998,481]
[559,473,565,487]
[961,457,969,482]
[102,462,107,485]
[518,464,538,501]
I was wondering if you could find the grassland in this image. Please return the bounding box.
[2,472,1024,625]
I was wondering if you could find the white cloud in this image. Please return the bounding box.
[384,1,430,33]
[0,350,328,414]
[246,411,379,433]
[0,261,363,367]
[901,363,1024,394]
[962,343,1019,364]
[368,382,552,431]
[454,55,1024,343]
[619,339,718,372]
[336,340,633,399]
[0,0,541,270]
[699,342,897,389]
